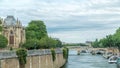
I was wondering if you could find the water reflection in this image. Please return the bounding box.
[62,50,116,68]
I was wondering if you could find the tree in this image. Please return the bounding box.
[21,39,40,50]
[99,38,108,48]
[93,27,120,56]
[0,35,8,48]
[26,20,47,40]
[92,39,99,48]
[105,35,114,47]
[0,26,2,32]
[39,37,59,48]
[55,39,62,48]
[112,28,120,52]
[0,20,2,24]
[0,20,2,32]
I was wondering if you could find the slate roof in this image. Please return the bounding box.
[4,16,16,26]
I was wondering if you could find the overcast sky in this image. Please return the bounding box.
[0,0,120,43]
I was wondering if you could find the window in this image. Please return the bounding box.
[9,35,14,44]
[10,30,13,35]
[9,30,14,44]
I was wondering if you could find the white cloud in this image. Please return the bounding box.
[0,0,120,43]
[49,28,116,43]
[90,0,118,5]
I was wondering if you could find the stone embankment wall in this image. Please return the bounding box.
[0,49,66,68]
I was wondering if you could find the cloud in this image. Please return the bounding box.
[0,0,120,43]
[49,28,116,43]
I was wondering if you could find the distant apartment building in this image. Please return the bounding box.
[85,41,92,47]
[0,16,26,48]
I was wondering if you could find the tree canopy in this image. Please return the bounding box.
[92,39,99,48]
[21,39,40,50]
[0,20,2,32]
[39,37,62,48]
[26,20,47,40]
[22,20,62,49]
[0,20,2,24]
[92,27,120,51]
[0,26,2,32]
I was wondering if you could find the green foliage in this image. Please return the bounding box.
[0,26,2,32]
[26,20,47,40]
[56,39,63,48]
[79,43,88,46]
[93,27,120,49]
[21,39,40,50]
[10,47,13,51]
[0,35,8,48]
[39,37,62,49]
[0,20,2,24]
[112,28,120,50]
[92,35,115,48]
[23,20,63,50]
[0,20,2,32]
[105,35,114,47]
[16,48,27,68]
[63,43,87,46]
[22,37,63,50]
[51,48,56,61]
[92,39,99,48]
[63,47,69,60]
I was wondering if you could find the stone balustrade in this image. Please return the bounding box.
[0,49,63,59]
[0,49,66,68]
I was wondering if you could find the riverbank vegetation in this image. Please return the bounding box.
[63,47,69,61]
[0,21,8,48]
[92,27,120,51]
[63,43,88,46]
[51,48,56,61]
[16,48,27,68]
[0,35,8,48]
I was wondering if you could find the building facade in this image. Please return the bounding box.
[0,16,26,48]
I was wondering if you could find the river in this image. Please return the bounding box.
[62,50,117,68]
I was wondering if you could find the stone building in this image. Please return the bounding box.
[0,16,26,48]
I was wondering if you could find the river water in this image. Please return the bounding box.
[62,50,117,68]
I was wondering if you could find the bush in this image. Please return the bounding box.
[0,35,8,48]
[10,47,13,51]
[63,47,69,60]
[21,39,40,50]
[16,48,27,68]
[0,26,2,32]
[51,48,56,61]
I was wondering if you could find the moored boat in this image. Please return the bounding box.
[108,56,118,64]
